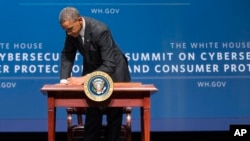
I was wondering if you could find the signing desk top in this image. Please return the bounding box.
[41,82,158,93]
[40,82,158,107]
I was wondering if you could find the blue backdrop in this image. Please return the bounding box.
[0,0,250,132]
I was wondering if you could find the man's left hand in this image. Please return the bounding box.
[67,76,86,85]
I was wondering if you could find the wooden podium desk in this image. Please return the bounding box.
[40,82,158,141]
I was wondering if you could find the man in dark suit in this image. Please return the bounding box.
[58,7,131,141]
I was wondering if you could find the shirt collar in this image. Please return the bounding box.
[79,17,85,37]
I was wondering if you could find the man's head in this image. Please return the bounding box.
[59,7,83,37]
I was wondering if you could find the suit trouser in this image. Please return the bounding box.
[84,107,123,141]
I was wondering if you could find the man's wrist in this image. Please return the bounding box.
[60,79,68,84]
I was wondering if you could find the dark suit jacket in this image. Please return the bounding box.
[60,17,130,82]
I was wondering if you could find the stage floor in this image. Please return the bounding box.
[0,131,229,141]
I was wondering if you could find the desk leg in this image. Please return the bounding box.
[141,107,150,141]
[140,107,144,141]
[48,95,56,141]
[141,108,150,141]
[141,95,150,141]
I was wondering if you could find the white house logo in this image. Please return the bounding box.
[84,71,113,102]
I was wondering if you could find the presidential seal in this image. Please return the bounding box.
[83,71,113,102]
